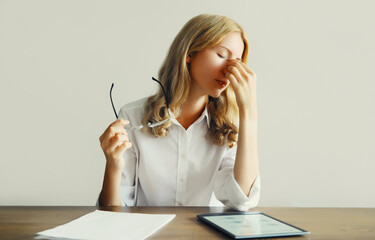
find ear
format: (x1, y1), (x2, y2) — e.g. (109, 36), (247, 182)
(186, 53), (191, 64)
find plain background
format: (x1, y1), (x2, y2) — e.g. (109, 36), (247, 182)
(0, 0), (374, 207)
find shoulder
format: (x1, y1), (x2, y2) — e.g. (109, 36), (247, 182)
(118, 97), (150, 122)
(120, 97), (149, 112)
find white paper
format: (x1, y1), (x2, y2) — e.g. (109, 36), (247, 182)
(35, 210), (175, 240)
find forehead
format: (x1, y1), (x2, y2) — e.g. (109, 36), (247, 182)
(216, 32), (244, 58)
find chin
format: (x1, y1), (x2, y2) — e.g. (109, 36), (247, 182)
(209, 90), (224, 98)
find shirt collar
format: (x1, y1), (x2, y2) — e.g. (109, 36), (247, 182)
(171, 105), (210, 128)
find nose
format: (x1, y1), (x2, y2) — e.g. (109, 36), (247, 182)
(222, 58), (238, 75)
(221, 59), (232, 78)
(221, 65), (227, 79)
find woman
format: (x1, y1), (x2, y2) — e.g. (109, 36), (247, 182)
(98, 14), (260, 211)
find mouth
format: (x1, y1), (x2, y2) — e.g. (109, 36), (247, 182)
(216, 79), (228, 88)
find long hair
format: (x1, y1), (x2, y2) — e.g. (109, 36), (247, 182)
(142, 14), (249, 148)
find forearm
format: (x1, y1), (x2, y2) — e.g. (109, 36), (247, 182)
(98, 165), (122, 206)
(233, 111), (259, 197)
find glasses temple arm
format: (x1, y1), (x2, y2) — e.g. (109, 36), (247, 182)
(110, 83), (119, 119)
(151, 77), (171, 119)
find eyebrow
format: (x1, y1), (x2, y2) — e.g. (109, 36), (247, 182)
(217, 46), (242, 61)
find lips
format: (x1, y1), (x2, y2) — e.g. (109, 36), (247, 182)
(216, 79), (228, 88)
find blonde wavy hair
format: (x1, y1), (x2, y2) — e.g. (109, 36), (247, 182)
(142, 14), (249, 148)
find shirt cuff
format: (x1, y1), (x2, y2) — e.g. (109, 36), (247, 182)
(224, 174), (261, 211)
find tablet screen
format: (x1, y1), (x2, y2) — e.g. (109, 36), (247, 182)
(198, 212), (310, 239)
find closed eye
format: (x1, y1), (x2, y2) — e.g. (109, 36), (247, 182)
(217, 53), (226, 58)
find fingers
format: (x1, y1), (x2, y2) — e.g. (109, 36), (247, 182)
(116, 141), (133, 152)
(231, 60), (255, 75)
(99, 118), (132, 155)
(100, 118), (128, 141)
(106, 133), (130, 153)
(226, 60), (256, 82)
(225, 60), (256, 89)
(226, 71), (240, 91)
(227, 64), (242, 83)
(110, 118), (129, 132)
(225, 62), (244, 91)
(224, 60), (258, 111)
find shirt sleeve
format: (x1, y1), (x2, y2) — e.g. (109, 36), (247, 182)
(213, 145), (261, 211)
(118, 107), (138, 206)
(95, 109), (138, 206)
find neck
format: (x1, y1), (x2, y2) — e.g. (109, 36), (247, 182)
(177, 89), (208, 130)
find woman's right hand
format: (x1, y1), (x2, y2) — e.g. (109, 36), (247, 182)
(99, 118), (132, 171)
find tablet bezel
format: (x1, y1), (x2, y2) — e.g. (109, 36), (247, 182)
(197, 212), (310, 239)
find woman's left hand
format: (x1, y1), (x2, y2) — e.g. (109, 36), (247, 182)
(225, 60), (257, 117)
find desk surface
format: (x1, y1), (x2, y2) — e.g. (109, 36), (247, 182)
(0, 206), (374, 239)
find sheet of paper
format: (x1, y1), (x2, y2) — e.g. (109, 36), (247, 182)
(35, 210), (175, 240)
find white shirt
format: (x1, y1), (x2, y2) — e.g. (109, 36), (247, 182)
(118, 98), (260, 211)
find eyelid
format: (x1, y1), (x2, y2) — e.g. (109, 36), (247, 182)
(217, 46), (242, 61)
(217, 53), (226, 58)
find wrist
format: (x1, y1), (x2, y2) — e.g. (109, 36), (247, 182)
(239, 110), (258, 132)
(238, 100), (257, 117)
(105, 162), (123, 176)
(239, 108), (257, 121)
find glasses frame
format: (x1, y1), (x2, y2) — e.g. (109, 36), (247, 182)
(110, 77), (172, 130)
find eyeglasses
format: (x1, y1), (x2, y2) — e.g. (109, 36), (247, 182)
(110, 77), (172, 130)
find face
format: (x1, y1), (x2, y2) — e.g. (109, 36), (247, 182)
(187, 32), (244, 98)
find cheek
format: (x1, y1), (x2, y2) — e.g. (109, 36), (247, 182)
(202, 56), (226, 76)
(190, 54), (226, 79)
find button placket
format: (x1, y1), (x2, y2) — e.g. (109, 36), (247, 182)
(175, 128), (189, 206)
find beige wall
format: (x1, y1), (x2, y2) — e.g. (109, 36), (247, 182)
(1, 0), (374, 207)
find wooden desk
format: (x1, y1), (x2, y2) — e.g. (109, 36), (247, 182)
(0, 206), (374, 239)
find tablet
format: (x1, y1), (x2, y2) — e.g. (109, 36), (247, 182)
(197, 212), (310, 239)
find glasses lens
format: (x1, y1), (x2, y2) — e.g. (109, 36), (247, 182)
(124, 121), (144, 131)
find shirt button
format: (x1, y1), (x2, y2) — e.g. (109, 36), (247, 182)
(179, 178), (184, 182)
